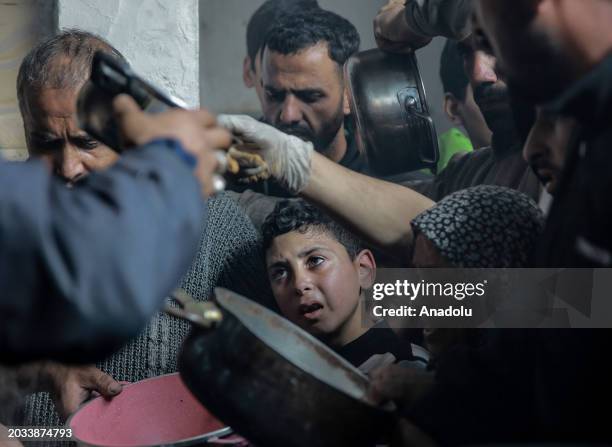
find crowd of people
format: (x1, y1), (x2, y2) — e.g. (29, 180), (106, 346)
(1, 0), (611, 445)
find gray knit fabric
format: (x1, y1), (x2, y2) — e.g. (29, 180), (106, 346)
(22, 193), (271, 435)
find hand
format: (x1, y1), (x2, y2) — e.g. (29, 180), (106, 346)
(43, 363), (122, 420)
(367, 364), (434, 407)
(374, 0), (432, 52)
(217, 114), (314, 194)
(113, 95), (232, 196)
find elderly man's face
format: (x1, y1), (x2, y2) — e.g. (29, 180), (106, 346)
(261, 43), (348, 160)
(473, 0), (577, 103)
(24, 87), (119, 185)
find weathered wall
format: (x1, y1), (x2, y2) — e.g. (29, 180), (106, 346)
(57, 0), (200, 107)
(0, 0), (56, 161)
(199, 0), (451, 134)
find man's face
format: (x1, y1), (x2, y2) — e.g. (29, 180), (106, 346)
(460, 41), (513, 137)
(266, 228), (372, 345)
(24, 87), (119, 184)
(474, 0), (577, 102)
(261, 43), (347, 158)
(523, 108), (575, 195)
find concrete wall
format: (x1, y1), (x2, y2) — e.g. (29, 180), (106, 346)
(0, 0), (56, 161)
(199, 0), (451, 134)
(57, 0), (200, 107)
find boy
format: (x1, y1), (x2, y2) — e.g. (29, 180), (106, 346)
(261, 200), (414, 367)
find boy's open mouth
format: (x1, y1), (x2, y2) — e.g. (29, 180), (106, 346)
(299, 302), (324, 319)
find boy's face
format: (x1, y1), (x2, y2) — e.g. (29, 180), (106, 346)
(266, 228), (375, 346)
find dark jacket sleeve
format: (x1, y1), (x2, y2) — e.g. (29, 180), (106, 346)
(0, 139), (206, 364)
(404, 0), (473, 40)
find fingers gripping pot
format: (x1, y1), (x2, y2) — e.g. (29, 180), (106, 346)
(167, 288), (393, 447)
(345, 49), (439, 176)
(76, 52), (262, 191)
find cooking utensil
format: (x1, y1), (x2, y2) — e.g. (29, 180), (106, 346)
(67, 373), (241, 447)
(345, 48), (439, 176)
(169, 288), (393, 447)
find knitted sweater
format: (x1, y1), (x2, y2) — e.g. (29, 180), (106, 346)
(23, 193), (271, 433)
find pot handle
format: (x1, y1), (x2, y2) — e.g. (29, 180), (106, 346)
(164, 289), (223, 329)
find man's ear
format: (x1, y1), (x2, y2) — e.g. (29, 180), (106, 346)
(443, 92), (464, 126)
(355, 249), (377, 290)
(343, 85), (352, 116)
(243, 56), (255, 89)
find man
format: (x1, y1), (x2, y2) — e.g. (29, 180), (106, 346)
(243, 0), (320, 106)
(474, 0), (612, 268)
(437, 39), (491, 171)
(16, 30), (268, 423)
(405, 37), (540, 202)
(2, 85), (228, 362)
(230, 8), (367, 227)
(259, 9), (362, 169)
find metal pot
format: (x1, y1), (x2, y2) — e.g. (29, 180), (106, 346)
(168, 288), (393, 447)
(345, 49), (439, 176)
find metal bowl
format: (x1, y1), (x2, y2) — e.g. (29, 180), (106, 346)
(345, 49), (439, 176)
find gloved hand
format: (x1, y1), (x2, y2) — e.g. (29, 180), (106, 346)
(217, 114), (314, 194)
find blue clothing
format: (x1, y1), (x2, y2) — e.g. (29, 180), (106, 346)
(0, 139), (205, 364)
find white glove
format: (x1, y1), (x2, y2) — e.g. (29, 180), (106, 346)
(217, 114), (314, 194)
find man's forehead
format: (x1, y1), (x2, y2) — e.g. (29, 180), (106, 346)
(262, 43), (340, 88)
(26, 87), (79, 120)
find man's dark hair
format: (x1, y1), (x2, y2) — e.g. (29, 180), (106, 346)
(264, 8), (360, 69)
(246, 0), (320, 70)
(440, 39), (469, 102)
(262, 200), (363, 260)
(17, 29), (126, 117)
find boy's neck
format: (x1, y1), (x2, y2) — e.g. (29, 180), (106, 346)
(326, 298), (373, 348)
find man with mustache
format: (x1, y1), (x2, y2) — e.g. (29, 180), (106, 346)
(406, 34), (540, 202)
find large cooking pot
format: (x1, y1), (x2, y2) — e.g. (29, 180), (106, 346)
(168, 288), (393, 447)
(345, 49), (439, 176)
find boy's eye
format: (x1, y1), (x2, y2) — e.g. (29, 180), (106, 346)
(307, 256), (325, 267)
(270, 268), (288, 282)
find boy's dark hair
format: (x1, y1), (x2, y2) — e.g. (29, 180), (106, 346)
(264, 8), (360, 70)
(246, 0), (320, 70)
(262, 200), (363, 259)
(440, 39), (469, 102)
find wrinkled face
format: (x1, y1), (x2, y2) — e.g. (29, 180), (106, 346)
(473, 0), (576, 102)
(266, 229), (370, 345)
(24, 87), (119, 185)
(261, 43), (347, 157)
(523, 108), (575, 195)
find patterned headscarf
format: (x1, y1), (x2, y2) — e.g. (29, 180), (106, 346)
(411, 185), (545, 268)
